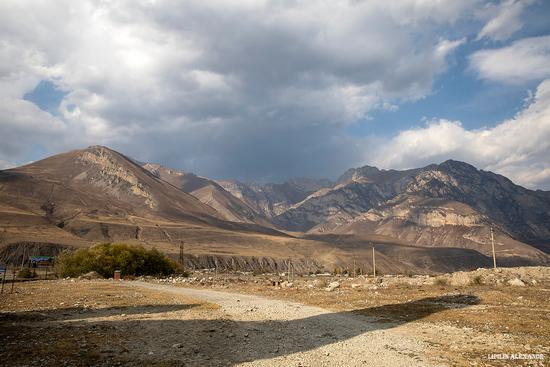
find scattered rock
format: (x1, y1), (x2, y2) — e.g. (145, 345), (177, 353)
(325, 281), (340, 292)
(78, 271), (103, 280)
(508, 278), (525, 287)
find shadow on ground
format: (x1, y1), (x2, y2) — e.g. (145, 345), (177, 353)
(0, 303), (200, 322)
(0, 294), (479, 366)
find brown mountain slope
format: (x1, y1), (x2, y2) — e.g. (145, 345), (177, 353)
(322, 195), (549, 265)
(0, 146), (319, 270)
(269, 161), (550, 265)
(276, 161), (550, 251)
(0, 146), (221, 225)
(1, 147), (547, 272)
(142, 163), (270, 225)
(404, 160), (550, 252)
(0, 146), (290, 247)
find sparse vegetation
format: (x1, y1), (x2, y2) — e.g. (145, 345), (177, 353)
(433, 277), (448, 286)
(315, 279), (327, 288)
(470, 275), (483, 285)
(55, 243), (177, 278)
(252, 267), (270, 276)
(17, 268), (36, 278)
(179, 270), (191, 278)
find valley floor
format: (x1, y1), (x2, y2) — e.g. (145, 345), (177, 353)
(1, 269), (549, 366)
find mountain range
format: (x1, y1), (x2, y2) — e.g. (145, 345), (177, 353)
(1, 145), (549, 273)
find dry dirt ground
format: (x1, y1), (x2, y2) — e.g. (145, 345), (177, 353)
(0, 269), (548, 367)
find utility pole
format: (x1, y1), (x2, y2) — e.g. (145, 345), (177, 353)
(490, 227), (497, 270)
(372, 245), (376, 277)
(287, 259), (292, 282)
(20, 245), (26, 270)
(179, 241), (185, 271)
(11, 266), (16, 293)
(1, 266), (6, 293)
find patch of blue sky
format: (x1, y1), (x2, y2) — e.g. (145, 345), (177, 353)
(23, 80), (67, 116)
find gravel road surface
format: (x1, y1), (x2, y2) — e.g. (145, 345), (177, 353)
(128, 281), (438, 367)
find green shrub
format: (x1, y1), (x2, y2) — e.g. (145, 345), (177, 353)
(56, 243), (177, 278)
(18, 268), (36, 278)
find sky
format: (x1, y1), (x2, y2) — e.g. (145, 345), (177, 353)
(1, 0), (550, 189)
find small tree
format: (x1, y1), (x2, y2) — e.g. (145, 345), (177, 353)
(56, 243), (177, 278)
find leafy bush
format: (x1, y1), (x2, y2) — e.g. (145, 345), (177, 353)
(56, 243), (177, 278)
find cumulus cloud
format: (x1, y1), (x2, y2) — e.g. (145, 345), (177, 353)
(470, 35), (550, 84)
(370, 78), (550, 189)
(0, 0), (475, 181)
(476, 0), (535, 42)
(0, 98), (66, 162)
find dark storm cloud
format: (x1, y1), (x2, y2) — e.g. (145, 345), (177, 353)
(119, 116), (364, 182)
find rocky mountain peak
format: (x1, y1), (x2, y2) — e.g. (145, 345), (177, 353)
(75, 146), (156, 209)
(286, 177), (333, 192)
(337, 165), (380, 184)
(439, 159), (477, 170)
(142, 163), (188, 179)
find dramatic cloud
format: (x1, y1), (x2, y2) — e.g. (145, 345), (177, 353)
(1, 0), (549, 189)
(0, 0), (474, 180)
(371, 78), (550, 189)
(470, 35), (550, 84)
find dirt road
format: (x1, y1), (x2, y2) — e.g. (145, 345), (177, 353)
(4, 277), (547, 366)
(127, 281), (437, 366)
